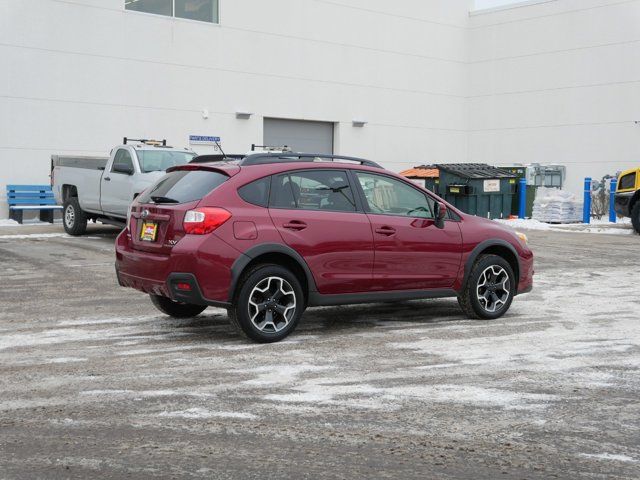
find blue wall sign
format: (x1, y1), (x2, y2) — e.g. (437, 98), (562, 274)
(189, 135), (221, 145)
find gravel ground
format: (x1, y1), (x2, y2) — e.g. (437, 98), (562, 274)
(0, 223), (638, 479)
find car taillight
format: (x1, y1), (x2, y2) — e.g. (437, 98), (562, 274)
(183, 207), (231, 235)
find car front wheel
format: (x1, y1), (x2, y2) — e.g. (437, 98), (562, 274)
(228, 264), (304, 343)
(458, 254), (515, 320)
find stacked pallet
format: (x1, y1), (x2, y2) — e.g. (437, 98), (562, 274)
(532, 187), (583, 223)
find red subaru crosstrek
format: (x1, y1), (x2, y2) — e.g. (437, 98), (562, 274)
(115, 153), (533, 343)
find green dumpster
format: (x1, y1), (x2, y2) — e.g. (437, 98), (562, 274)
(501, 166), (536, 218)
(436, 164), (518, 219)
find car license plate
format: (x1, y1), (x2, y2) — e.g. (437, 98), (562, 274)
(140, 222), (158, 242)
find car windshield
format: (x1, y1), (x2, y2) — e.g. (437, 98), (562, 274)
(137, 150), (196, 173)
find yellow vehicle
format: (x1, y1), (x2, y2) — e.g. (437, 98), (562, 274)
(614, 167), (640, 233)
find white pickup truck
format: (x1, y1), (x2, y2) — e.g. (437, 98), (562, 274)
(51, 139), (196, 235)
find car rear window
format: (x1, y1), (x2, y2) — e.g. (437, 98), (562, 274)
(138, 170), (227, 204)
(619, 172), (636, 191)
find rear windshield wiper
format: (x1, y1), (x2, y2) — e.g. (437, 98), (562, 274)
(150, 196), (180, 204)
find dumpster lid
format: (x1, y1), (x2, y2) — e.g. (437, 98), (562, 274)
(399, 165), (439, 179)
(436, 163), (517, 179)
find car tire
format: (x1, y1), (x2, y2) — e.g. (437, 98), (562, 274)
(63, 197), (88, 236)
(229, 264), (304, 343)
(150, 294), (207, 318)
(458, 254), (515, 320)
(631, 201), (640, 234)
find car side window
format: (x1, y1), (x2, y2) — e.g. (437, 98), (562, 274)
(355, 172), (434, 218)
(270, 170), (356, 212)
(112, 149), (134, 174)
(238, 176), (270, 207)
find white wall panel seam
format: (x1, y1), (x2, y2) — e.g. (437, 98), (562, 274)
(469, 0), (640, 29)
(469, 38), (640, 64)
(37, 0), (467, 65)
(470, 120), (633, 132)
(0, 43), (467, 99)
(468, 79), (640, 99)
(309, 0), (468, 29)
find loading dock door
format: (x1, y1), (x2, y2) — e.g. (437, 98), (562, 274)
(263, 118), (334, 154)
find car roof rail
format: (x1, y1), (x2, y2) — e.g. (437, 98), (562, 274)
(240, 153), (382, 169)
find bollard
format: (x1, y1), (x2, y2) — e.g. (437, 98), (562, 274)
(518, 178), (527, 219)
(609, 178), (617, 223)
(583, 177), (592, 224)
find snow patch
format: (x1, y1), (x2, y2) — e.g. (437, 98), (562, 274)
(382, 384), (558, 410)
(239, 364), (334, 386)
(0, 219), (20, 227)
(0, 233), (70, 240)
(496, 218), (634, 235)
(159, 407), (256, 420)
(47, 357), (87, 364)
(581, 453), (638, 463)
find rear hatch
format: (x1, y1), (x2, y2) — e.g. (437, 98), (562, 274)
(130, 166), (234, 254)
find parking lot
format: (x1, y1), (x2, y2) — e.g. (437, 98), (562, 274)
(0, 224), (639, 479)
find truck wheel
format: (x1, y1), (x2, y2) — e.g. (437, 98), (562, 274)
(228, 264), (304, 343)
(458, 254), (515, 320)
(150, 294), (207, 318)
(63, 197), (87, 236)
(631, 202), (640, 234)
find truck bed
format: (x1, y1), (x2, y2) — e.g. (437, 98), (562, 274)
(51, 155), (109, 171)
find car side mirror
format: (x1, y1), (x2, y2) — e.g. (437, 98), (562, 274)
(435, 201), (446, 229)
(113, 163), (134, 175)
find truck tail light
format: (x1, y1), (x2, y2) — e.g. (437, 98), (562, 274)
(183, 207), (231, 235)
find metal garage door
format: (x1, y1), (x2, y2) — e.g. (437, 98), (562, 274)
(263, 118), (334, 154)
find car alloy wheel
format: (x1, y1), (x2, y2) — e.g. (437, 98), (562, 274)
(248, 276), (297, 333)
(476, 265), (511, 313)
(64, 204), (76, 229)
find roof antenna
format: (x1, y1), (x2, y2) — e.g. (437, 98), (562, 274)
(214, 139), (228, 160)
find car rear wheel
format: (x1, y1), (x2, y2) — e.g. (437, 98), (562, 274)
(228, 264), (304, 343)
(150, 294), (207, 318)
(63, 197), (87, 236)
(631, 201), (640, 234)
(458, 254), (515, 320)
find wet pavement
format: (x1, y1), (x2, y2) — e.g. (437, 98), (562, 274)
(0, 223), (638, 479)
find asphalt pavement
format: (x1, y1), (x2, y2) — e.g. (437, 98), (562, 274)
(0, 222), (638, 479)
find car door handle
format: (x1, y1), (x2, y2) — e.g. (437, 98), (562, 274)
(375, 226), (396, 236)
(283, 221), (307, 231)
(104, 177), (111, 181)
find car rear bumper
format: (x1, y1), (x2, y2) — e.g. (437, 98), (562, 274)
(115, 229), (237, 306)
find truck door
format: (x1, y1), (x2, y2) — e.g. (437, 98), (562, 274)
(100, 148), (137, 216)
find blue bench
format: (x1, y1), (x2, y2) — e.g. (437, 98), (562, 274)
(6, 185), (63, 224)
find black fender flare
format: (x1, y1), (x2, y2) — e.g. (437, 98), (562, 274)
(462, 239), (521, 288)
(228, 243), (318, 302)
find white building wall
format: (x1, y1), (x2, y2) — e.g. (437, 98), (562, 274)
(0, 0), (473, 218)
(468, 0), (640, 194)
(2, 0), (638, 219)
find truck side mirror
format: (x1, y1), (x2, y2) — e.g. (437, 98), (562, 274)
(434, 201), (447, 229)
(113, 163), (134, 175)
